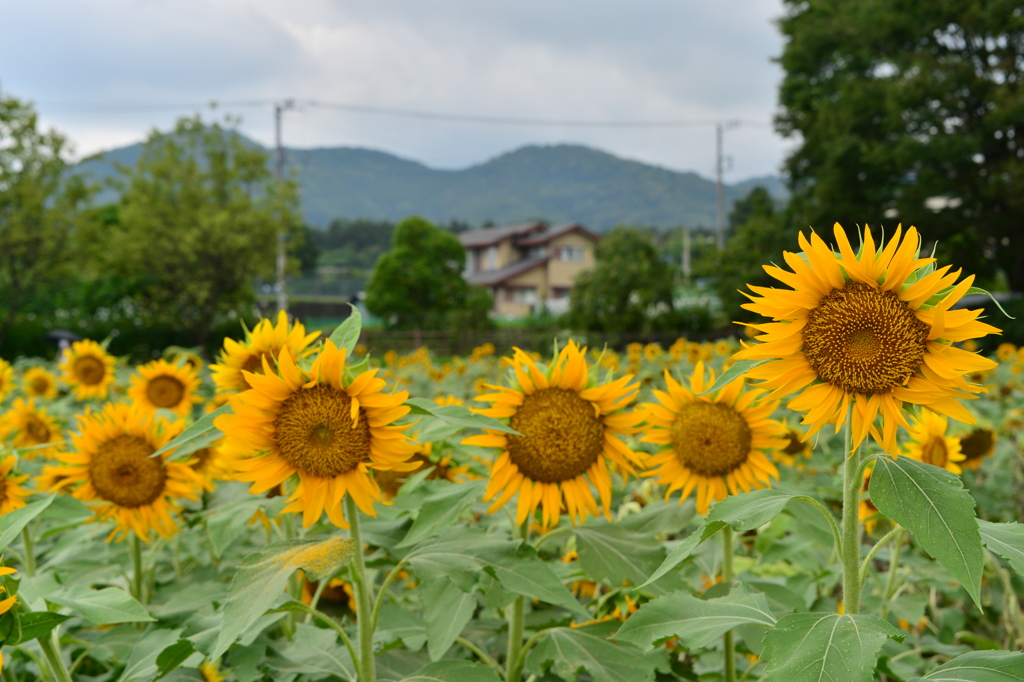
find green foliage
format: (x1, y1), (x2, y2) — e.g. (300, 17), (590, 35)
(526, 625), (659, 682)
(315, 218), (395, 269)
(776, 0), (1024, 289)
(365, 216), (493, 330)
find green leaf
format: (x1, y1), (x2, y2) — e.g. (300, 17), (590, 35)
(760, 613), (903, 682)
(405, 397), (521, 436)
(0, 495), (54, 552)
(328, 304), (362, 353)
(49, 586), (154, 625)
(153, 404), (231, 460)
(870, 455), (984, 606)
(965, 287), (1015, 320)
(375, 603), (427, 651)
(272, 622), (356, 681)
(422, 579), (477, 661)
(205, 495), (281, 559)
(694, 358), (772, 396)
(615, 584), (777, 651)
(403, 660), (503, 682)
(398, 480), (487, 548)
(155, 640), (196, 680)
(117, 628), (183, 682)
(978, 519), (1024, 579)
(640, 489), (799, 588)
(475, 543), (588, 617)
(526, 626), (657, 682)
(573, 524), (667, 588)
(212, 536), (356, 659)
(13, 611), (70, 644)
(909, 650), (1024, 681)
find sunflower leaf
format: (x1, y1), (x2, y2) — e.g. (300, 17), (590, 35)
(0, 495), (54, 553)
(12, 612), (70, 644)
(525, 626), (658, 682)
(328, 304), (362, 354)
(966, 287), (1015, 319)
(422, 578), (477, 661)
(760, 613), (902, 682)
(398, 480), (487, 548)
(694, 358), (772, 396)
(49, 586), (155, 625)
(908, 650), (1024, 681)
(404, 398), (521, 436)
(978, 519), (1024, 579)
(152, 404), (232, 461)
(403, 660), (503, 682)
(573, 524), (668, 590)
(869, 455), (984, 607)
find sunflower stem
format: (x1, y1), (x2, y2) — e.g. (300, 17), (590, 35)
(722, 525), (736, 682)
(130, 532), (146, 605)
(38, 630), (72, 682)
(840, 411), (862, 615)
(506, 520), (529, 682)
(345, 495), (376, 682)
(879, 527), (906, 620)
(20, 526), (36, 578)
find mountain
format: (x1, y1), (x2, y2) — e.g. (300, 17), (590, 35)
(77, 141), (787, 230)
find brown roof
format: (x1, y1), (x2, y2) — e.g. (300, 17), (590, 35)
(466, 256), (548, 287)
(516, 222), (601, 246)
(459, 221), (547, 248)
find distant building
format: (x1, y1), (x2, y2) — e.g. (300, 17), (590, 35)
(460, 221), (600, 317)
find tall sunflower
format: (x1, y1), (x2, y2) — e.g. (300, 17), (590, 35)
(21, 366), (58, 400)
(376, 440), (472, 499)
(210, 311), (320, 395)
(187, 440), (236, 493)
(773, 420), (812, 468)
(464, 342), (644, 529)
(735, 225), (1000, 452)
(128, 359), (202, 417)
(0, 457), (30, 515)
(0, 565), (17, 674)
(640, 362), (785, 515)
(958, 427), (996, 470)
(0, 398), (61, 457)
(903, 410), (965, 475)
(0, 360), (12, 402)
(215, 340), (420, 529)
(59, 340), (117, 400)
(45, 402), (200, 541)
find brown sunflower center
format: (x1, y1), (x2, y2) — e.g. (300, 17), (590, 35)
(190, 447), (213, 471)
(240, 351), (276, 388)
(274, 385), (370, 478)
(89, 435), (167, 508)
(506, 388), (604, 483)
(782, 430), (805, 456)
(74, 356), (106, 386)
(24, 415), (51, 443)
(959, 428), (994, 461)
(146, 375), (185, 408)
(919, 437), (949, 468)
(0, 477), (8, 506)
(803, 282), (930, 395)
(31, 378), (50, 395)
(670, 401), (752, 477)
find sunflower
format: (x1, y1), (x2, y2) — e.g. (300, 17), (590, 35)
(210, 311), (320, 395)
(215, 339), (420, 529)
(735, 224), (1000, 453)
(996, 343), (1017, 362)
(465, 342), (644, 529)
(859, 465), (880, 534)
(45, 402), (200, 541)
(59, 340), (117, 400)
(376, 441), (472, 498)
(958, 427), (996, 470)
(21, 366), (58, 400)
(0, 398), (61, 457)
(903, 410), (965, 475)
(0, 360), (12, 401)
(773, 420), (812, 468)
(0, 565), (17, 674)
(0, 457), (30, 515)
(187, 441), (236, 493)
(640, 362), (785, 515)
(128, 359), (202, 417)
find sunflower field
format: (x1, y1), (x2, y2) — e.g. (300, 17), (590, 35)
(0, 225), (1022, 682)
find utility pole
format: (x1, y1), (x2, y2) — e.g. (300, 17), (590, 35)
(274, 99), (296, 314)
(682, 227), (691, 284)
(715, 120), (741, 251)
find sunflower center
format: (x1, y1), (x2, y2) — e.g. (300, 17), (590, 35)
(959, 428), (994, 461)
(670, 402), (752, 477)
(274, 385), (370, 478)
(146, 375), (185, 408)
(31, 378), (50, 395)
(240, 352), (275, 388)
(24, 416), (51, 443)
(919, 437), (949, 468)
(782, 430), (805, 456)
(74, 356), (106, 386)
(190, 447), (213, 471)
(0, 478), (7, 506)
(89, 435), (167, 508)
(803, 282), (930, 395)
(506, 388), (604, 483)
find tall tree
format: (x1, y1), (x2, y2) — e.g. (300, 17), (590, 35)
(101, 115), (298, 346)
(0, 95), (90, 349)
(777, 0), (1024, 288)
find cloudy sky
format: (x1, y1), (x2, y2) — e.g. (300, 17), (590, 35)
(1, 0), (792, 180)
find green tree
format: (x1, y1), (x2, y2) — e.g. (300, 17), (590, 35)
(777, 0), (1024, 289)
(567, 226), (683, 333)
(0, 94), (90, 349)
(97, 115), (298, 346)
(365, 216), (492, 330)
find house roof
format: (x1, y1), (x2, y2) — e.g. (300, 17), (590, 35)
(465, 256), (549, 287)
(459, 221), (547, 248)
(516, 222), (601, 246)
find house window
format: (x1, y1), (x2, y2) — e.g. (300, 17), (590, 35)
(509, 287), (537, 304)
(485, 245), (498, 270)
(551, 287), (570, 299)
(560, 246), (585, 262)
(528, 245), (547, 259)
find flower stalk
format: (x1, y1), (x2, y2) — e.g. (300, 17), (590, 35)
(722, 525), (736, 682)
(346, 495), (376, 682)
(130, 531), (146, 604)
(840, 408), (862, 614)
(506, 520), (529, 682)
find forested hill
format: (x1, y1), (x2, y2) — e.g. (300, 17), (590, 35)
(78, 141), (786, 230)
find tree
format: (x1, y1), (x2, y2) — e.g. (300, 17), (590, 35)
(98, 115), (298, 346)
(567, 227), (684, 333)
(365, 216), (492, 329)
(0, 95), (90, 349)
(777, 0), (1024, 289)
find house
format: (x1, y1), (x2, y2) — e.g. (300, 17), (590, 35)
(460, 221), (600, 317)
